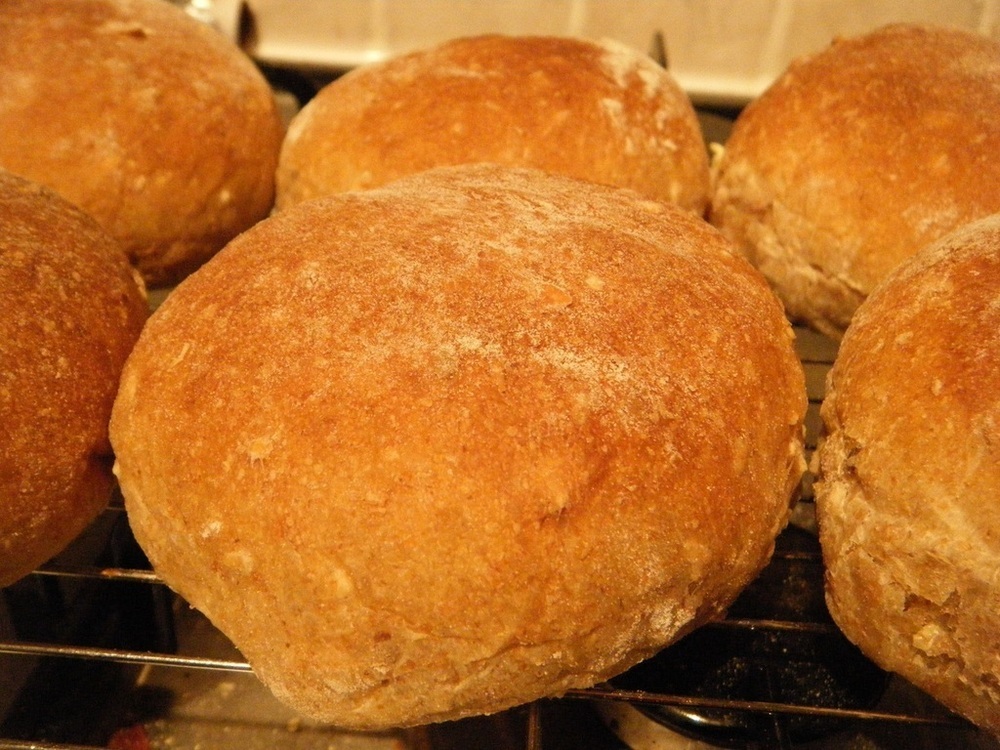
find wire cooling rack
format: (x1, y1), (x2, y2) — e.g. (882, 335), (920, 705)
(0, 328), (991, 750)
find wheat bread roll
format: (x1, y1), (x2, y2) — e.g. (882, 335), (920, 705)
(275, 34), (710, 214)
(0, 170), (147, 587)
(111, 164), (806, 729)
(815, 214), (1000, 734)
(710, 23), (1000, 338)
(0, 0), (285, 287)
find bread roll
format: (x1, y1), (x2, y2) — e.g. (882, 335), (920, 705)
(815, 214), (1000, 733)
(710, 23), (1000, 338)
(0, 0), (285, 287)
(0, 170), (147, 587)
(111, 164), (805, 729)
(275, 35), (710, 213)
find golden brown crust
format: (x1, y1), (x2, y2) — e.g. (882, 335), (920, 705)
(0, 0), (285, 287)
(816, 214), (1000, 734)
(710, 23), (1000, 337)
(0, 170), (147, 587)
(276, 35), (709, 213)
(111, 164), (805, 730)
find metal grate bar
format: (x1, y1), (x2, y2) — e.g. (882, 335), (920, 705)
(0, 640), (250, 673)
(31, 564), (163, 584)
(567, 686), (970, 728)
(0, 637), (970, 732)
(0, 742), (108, 750)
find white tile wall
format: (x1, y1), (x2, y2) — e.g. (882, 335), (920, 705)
(240, 0), (1000, 105)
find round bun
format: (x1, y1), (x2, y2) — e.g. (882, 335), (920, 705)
(710, 23), (1000, 338)
(815, 213), (1000, 734)
(275, 35), (710, 214)
(0, 169), (147, 587)
(0, 0), (285, 287)
(111, 164), (805, 729)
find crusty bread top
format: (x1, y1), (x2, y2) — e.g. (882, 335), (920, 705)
(710, 23), (1000, 337)
(821, 213), (1000, 533)
(816, 213), (1000, 733)
(276, 34), (710, 213)
(0, 0), (285, 287)
(111, 165), (805, 729)
(0, 169), (147, 586)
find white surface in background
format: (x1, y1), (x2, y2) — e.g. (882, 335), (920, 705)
(237, 0), (1000, 105)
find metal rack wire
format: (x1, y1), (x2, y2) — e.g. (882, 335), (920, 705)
(0, 328), (991, 750)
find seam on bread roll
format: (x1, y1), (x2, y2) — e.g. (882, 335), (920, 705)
(713, 162), (867, 336)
